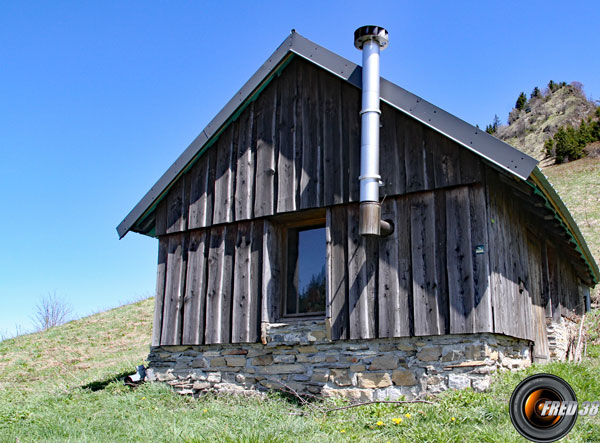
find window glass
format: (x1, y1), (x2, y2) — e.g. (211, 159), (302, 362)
(286, 226), (326, 315)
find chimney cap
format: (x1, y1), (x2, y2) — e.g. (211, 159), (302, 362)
(354, 25), (389, 50)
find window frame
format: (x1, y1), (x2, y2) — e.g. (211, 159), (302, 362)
(279, 212), (327, 320)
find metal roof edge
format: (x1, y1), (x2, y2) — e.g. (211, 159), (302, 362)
(116, 32), (297, 238)
(287, 33), (538, 180)
(530, 167), (599, 285)
(117, 31), (540, 238)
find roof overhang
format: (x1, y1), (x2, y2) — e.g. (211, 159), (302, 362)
(116, 31), (598, 285)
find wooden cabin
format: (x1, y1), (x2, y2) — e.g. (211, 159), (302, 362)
(118, 31), (598, 398)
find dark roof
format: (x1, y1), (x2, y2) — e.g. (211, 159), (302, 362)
(116, 31), (598, 284)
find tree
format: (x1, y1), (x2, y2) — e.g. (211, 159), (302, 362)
(485, 114), (501, 134)
(515, 92), (527, 110)
(531, 86), (541, 99)
(33, 292), (72, 331)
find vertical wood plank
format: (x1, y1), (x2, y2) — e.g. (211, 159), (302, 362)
(188, 153), (211, 229)
(299, 61), (321, 209)
(155, 198), (167, 237)
(404, 116), (426, 193)
(182, 230), (208, 345)
(469, 185), (493, 332)
(249, 219), (263, 342)
(253, 81), (277, 218)
(321, 71), (344, 206)
(342, 83), (361, 202)
(410, 191), (442, 336)
(378, 198), (412, 337)
(152, 238), (168, 346)
(433, 133), (461, 189)
(540, 242), (552, 318)
(347, 204), (375, 339)
(327, 206), (349, 340)
(161, 233), (187, 345)
(261, 220), (281, 329)
(277, 62), (297, 214)
(546, 244), (561, 322)
(205, 226), (233, 344)
(396, 195), (413, 336)
(235, 102), (255, 221)
(379, 103), (402, 197)
(213, 127), (236, 225)
(527, 235), (550, 359)
(446, 187), (475, 334)
(434, 189), (449, 334)
(232, 222), (252, 343)
(485, 170), (507, 335)
(166, 178), (186, 234)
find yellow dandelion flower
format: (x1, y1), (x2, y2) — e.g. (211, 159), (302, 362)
(141, 397), (146, 400)
(392, 417), (403, 424)
(451, 417), (456, 422)
(405, 413), (411, 419)
(340, 429), (346, 433)
(203, 408), (208, 413)
(376, 420), (384, 426)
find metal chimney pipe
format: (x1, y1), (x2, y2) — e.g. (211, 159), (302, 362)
(354, 26), (392, 237)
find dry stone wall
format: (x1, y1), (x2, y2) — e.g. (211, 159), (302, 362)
(146, 320), (532, 400)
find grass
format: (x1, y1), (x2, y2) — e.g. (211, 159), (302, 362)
(1, 297), (600, 442)
(542, 156), (600, 268)
(0, 155), (598, 442)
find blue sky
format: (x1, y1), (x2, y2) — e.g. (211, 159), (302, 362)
(1, 1), (599, 336)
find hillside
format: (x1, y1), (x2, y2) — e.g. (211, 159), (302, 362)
(1, 270), (600, 440)
(543, 156), (600, 270)
(495, 83), (597, 160)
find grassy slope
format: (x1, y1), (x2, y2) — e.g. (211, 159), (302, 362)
(0, 159), (598, 442)
(542, 156), (600, 268)
(1, 306), (600, 441)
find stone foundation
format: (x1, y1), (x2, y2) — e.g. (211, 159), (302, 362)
(146, 326), (532, 400)
(546, 316), (579, 360)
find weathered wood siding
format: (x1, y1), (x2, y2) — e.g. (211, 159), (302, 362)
(326, 186), (494, 341)
(153, 56), (483, 235)
(150, 55), (584, 348)
(485, 166), (584, 350)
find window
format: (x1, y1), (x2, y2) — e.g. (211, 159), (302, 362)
(284, 223), (327, 317)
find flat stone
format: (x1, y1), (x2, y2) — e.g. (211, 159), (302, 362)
(225, 357), (246, 366)
(350, 364), (366, 372)
(308, 330), (327, 340)
(178, 389), (194, 395)
(311, 372), (329, 383)
(369, 354), (399, 370)
(223, 349), (248, 356)
(325, 355), (337, 363)
(472, 377), (491, 392)
(330, 369), (352, 387)
(448, 374), (471, 390)
(192, 381), (210, 390)
(357, 372), (392, 389)
(273, 354), (295, 363)
(235, 374), (246, 383)
(417, 346), (442, 361)
(397, 343), (416, 352)
(297, 345), (317, 353)
(443, 360), (487, 369)
(322, 387), (373, 403)
(373, 386), (405, 401)
(191, 358), (208, 368)
(210, 357), (226, 367)
(392, 369), (417, 386)
(296, 354), (310, 363)
(257, 364), (305, 375)
(252, 355), (273, 366)
(441, 350), (463, 362)
(207, 373), (221, 383)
